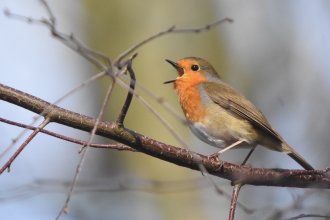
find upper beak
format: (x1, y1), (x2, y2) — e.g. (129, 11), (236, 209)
(165, 59), (180, 69)
(164, 59), (184, 84)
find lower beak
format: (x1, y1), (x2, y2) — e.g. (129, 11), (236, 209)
(163, 79), (176, 84)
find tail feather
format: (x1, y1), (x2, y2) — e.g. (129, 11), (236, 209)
(282, 142), (314, 170)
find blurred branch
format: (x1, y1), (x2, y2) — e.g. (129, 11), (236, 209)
(266, 189), (330, 220)
(1, 83), (330, 188)
(0, 177), (211, 202)
(285, 214), (330, 220)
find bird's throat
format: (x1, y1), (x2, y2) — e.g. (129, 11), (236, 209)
(174, 76), (207, 123)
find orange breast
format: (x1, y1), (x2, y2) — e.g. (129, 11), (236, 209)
(174, 72), (207, 123)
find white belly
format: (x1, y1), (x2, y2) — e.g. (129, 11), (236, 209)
(188, 121), (254, 150)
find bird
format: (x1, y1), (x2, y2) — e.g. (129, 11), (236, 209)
(164, 57), (314, 170)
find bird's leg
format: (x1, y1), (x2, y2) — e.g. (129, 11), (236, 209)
(241, 146), (257, 166)
(210, 140), (244, 158)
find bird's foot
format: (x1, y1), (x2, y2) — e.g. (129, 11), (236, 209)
(240, 163), (253, 171)
(208, 152), (223, 171)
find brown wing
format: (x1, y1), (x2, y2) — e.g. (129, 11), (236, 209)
(202, 81), (280, 139)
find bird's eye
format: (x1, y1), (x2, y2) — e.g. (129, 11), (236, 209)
(191, 65), (199, 71)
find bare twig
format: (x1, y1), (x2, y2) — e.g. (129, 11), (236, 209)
(0, 117), (136, 151)
(0, 117), (51, 174)
(116, 54), (137, 125)
(113, 17), (233, 67)
(39, 0), (55, 24)
(56, 79), (116, 219)
(229, 182), (243, 220)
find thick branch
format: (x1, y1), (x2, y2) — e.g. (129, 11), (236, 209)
(1, 83), (330, 188)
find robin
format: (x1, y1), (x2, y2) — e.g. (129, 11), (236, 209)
(164, 57), (314, 170)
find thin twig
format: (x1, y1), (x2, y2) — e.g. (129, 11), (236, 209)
(0, 117), (51, 174)
(113, 17), (233, 66)
(39, 0), (55, 25)
(56, 78), (116, 219)
(229, 182), (243, 220)
(69, 35), (111, 66)
(116, 54), (137, 125)
(0, 117), (136, 151)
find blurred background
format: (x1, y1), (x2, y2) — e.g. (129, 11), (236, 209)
(1, 0), (330, 219)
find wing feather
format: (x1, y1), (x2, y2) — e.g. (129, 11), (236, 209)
(202, 82), (279, 139)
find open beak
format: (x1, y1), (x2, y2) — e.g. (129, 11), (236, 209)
(164, 59), (183, 84)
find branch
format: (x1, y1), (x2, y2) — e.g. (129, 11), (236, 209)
(229, 183), (243, 220)
(1, 83), (330, 188)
